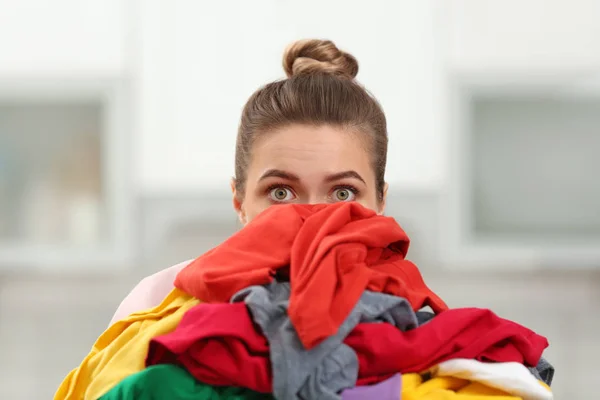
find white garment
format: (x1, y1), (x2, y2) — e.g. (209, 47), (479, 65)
(430, 358), (553, 400)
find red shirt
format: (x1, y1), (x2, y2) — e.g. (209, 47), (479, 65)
(147, 302), (271, 393)
(174, 202), (447, 349)
(345, 306), (549, 384)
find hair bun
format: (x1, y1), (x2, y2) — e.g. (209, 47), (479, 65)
(283, 39), (359, 79)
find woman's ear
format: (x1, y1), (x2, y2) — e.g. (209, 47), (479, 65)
(378, 182), (389, 215)
(230, 178), (247, 224)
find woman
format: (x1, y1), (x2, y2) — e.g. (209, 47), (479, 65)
(111, 38), (390, 325)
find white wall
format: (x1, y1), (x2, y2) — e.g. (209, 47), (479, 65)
(134, 0), (445, 194)
(440, 0), (600, 73)
(0, 0), (127, 76)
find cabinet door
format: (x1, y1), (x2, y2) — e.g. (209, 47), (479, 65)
(471, 96), (600, 239)
(0, 101), (105, 244)
(443, 79), (600, 270)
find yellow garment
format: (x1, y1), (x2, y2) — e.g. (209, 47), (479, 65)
(401, 374), (522, 399)
(54, 288), (200, 400)
(459, 382), (522, 396)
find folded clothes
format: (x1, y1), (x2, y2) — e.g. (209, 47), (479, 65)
(99, 364), (273, 400)
(174, 202), (447, 349)
(147, 302), (548, 393)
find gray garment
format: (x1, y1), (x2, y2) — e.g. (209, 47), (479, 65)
(529, 357), (555, 386)
(416, 310), (555, 386)
(232, 282), (419, 400)
(416, 310), (435, 325)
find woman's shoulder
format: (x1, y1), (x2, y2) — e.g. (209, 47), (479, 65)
(108, 259), (193, 325)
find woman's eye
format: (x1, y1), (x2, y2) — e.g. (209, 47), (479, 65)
(269, 187), (295, 202)
(332, 188), (356, 202)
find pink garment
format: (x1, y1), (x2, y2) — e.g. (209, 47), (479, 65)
(109, 260), (192, 325)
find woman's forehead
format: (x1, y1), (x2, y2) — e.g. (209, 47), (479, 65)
(249, 125), (372, 176)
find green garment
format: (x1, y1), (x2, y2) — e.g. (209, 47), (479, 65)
(98, 364), (274, 400)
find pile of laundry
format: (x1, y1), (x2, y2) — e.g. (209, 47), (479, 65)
(55, 202), (554, 400)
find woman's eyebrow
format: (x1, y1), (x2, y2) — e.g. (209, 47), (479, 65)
(324, 170), (366, 184)
(258, 169), (300, 182)
(258, 169), (366, 184)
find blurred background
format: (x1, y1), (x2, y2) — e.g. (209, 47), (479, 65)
(0, 0), (599, 398)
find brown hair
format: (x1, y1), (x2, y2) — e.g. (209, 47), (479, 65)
(234, 39), (388, 201)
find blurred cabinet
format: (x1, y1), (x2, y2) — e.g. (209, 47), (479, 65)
(0, 0), (131, 271)
(439, 0), (600, 270)
(0, 102), (104, 243)
(471, 96), (600, 240)
(0, 80), (133, 271)
(442, 75), (600, 271)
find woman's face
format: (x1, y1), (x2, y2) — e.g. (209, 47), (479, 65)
(232, 124), (387, 225)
